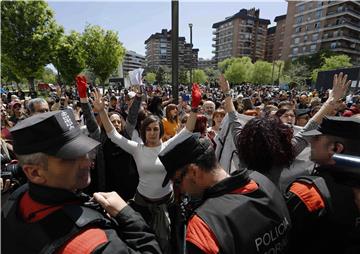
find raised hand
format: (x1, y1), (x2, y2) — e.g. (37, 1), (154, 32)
(219, 74), (230, 93)
(91, 89), (106, 112)
(76, 75), (87, 98)
(93, 192), (128, 217)
(329, 72), (351, 102)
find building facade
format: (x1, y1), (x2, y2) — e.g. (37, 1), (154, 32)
(198, 58), (214, 69)
(283, 1), (360, 64)
(272, 15), (287, 61)
(265, 26), (276, 62)
(144, 29), (198, 70)
(212, 8), (270, 64)
(122, 50), (145, 75)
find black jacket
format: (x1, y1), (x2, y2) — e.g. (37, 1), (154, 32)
(2, 183), (161, 254)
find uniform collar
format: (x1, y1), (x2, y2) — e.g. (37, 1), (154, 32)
(203, 169), (250, 199)
(28, 182), (89, 205)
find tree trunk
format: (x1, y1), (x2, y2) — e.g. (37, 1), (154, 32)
(28, 77), (35, 92)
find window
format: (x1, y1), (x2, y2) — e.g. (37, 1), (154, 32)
(312, 33), (319, 41)
(160, 49), (167, 54)
(314, 22), (320, 29)
(297, 4), (305, 13)
(333, 30), (339, 37)
(296, 15), (304, 24)
(330, 42), (337, 49)
(310, 44), (317, 52)
(294, 37), (300, 44)
(305, 25), (310, 31)
(303, 46), (307, 52)
(316, 10), (322, 19)
(295, 27), (302, 33)
(304, 35), (308, 42)
(292, 47), (299, 54)
(317, 1), (324, 7)
(160, 43), (167, 48)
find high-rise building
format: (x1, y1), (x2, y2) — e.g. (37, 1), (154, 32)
(198, 58), (215, 69)
(273, 15), (287, 61)
(122, 50), (145, 75)
(283, 1), (360, 64)
(265, 26), (276, 62)
(144, 29), (199, 70)
(212, 8), (270, 64)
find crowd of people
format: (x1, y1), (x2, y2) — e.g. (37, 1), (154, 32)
(1, 71), (360, 254)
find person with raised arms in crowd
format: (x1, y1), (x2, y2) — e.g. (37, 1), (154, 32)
(92, 84), (202, 253)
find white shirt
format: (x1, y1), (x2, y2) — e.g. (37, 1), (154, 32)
(107, 127), (192, 199)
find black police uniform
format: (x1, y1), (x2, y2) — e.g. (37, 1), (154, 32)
(187, 171), (291, 254)
(2, 183), (161, 254)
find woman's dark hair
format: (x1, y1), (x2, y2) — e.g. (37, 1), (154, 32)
(194, 115), (208, 136)
(165, 104), (178, 123)
(140, 115), (164, 144)
(148, 96), (164, 119)
(136, 109), (150, 133)
(242, 97), (254, 111)
(237, 116), (295, 173)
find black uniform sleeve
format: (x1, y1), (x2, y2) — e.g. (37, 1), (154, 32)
(92, 206), (162, 254)
(81, 101), (101, 141)
(186, 241), (208, 254)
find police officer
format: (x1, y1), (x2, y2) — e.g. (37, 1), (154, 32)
(286, 116), (360, 254)
(158, 134), (291, 254)
(1, 109), (161, 254)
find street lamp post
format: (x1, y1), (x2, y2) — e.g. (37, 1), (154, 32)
(171, 0), (179, 104)
(189, 23), (193, 85)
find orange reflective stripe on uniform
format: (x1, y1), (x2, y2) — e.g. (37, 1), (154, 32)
(57, 228), (108, 254)
(289, 182), (325, 212)
(230, 180), (258, 194)
(186, 215), (219, 254)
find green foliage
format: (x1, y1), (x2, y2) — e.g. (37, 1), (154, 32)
(204, 68), (221, 85)
(1, 0), (63, 90)
(311, 55), (352, 82)
(53, 31), (86, 86)
(295, 48), (336, 71)
(179, 69), (189, 85)
(82, 25), (125, 85)
(224, 57), (254, 84)
(41, 67), (57, 84)
(155, 66), (165, 85)
(192, 69), (208, 84)
(218, 57), (238, 73)
(251, 61), (272, 84)
(282, 62), (311, 87)
(145, 72), (156, 84)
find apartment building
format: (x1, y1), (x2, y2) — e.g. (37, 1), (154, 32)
(265, 26), (276, 62)
(198, 58), (215, 69)
(122, 50), (145, 75)
(144, 29), (198, 70)
(283, 1), (360, 64)
(212, 8), (270, 64)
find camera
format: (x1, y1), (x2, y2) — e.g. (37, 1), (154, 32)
(1, 162), (26, 192)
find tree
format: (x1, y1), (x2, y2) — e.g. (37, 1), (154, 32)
(282, 62), (311, 87)
(251, 61), (272, 84)
(155, 66), (165, 86)
(1, 0), (63, 91)
(179, 69), (189, 85)
(192, 69), (208, 84)
(41, 67), (57, 84)
(82, 25), (125, 88)
(224, 57), (254, 84)
(53, 31), (87, 86)
(145, 72), (156, 85)
(204, 68), (221, 86)
(218, 57), (237, 73)
(311, 54), (352, 82)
